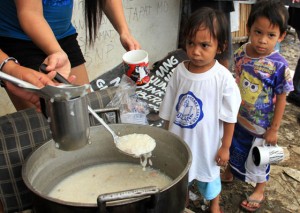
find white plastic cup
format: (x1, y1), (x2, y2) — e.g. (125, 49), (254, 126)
(252, 142), (284, 166)
(122, 50), (150, 86)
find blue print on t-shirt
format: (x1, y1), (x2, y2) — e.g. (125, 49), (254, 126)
(174, 91), (204, 129)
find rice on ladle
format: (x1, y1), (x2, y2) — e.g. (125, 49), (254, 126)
(116, 133), (156, 157)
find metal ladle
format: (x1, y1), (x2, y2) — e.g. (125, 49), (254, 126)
(0, 71), (89, 100)
(88, 106), (155, 158)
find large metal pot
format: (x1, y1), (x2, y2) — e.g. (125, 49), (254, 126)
(22, 124), (192, 213)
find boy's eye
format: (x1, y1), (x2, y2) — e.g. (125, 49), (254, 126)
(269, 33), (276, 38)
(254, 30), (261, 35)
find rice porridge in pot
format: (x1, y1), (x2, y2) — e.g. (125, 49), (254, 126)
(48, 162), (172, 204)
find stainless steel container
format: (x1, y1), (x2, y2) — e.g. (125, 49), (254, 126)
(46, 96), (90, 151)
(22, 124), (192, 213)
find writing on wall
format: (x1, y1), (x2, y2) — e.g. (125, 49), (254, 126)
(72, 0), (181, 81)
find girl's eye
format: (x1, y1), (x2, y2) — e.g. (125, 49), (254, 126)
(201, 43), (209, 48)
(186, 41), (194, 46)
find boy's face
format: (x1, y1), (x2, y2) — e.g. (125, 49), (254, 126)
(247, 16), (286, 57)
(185, 27), (219, 73)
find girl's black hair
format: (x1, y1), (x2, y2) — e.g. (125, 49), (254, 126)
(247, 0), (289, 36)
(84, 0), (106, 46)
(181, 7), (229, 57)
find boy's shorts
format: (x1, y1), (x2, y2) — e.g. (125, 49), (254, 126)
(192, 177), (221, 201)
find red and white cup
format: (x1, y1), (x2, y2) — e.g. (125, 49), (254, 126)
(122, 50), (150, 86)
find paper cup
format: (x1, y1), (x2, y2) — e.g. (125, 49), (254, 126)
(252, 143), (284, 166)
(122, 50), (150, 86)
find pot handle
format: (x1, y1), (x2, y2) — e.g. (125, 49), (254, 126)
(97, 186), (159, 213)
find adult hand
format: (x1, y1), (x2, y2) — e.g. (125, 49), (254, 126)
(120, 32), (141, 51)
(4, 69), (57, 112)
(42, 50), (72, 80)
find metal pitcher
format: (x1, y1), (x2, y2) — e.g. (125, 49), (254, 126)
(46, 95), (90, 151)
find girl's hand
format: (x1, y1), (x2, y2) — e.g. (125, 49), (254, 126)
(215, 146), (230, 167)
(263, 128), (278, 145)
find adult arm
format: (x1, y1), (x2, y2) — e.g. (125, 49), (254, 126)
(0, 49), (56, 111)
(14, 0), (70, 79)
(103, 0), (140, 50)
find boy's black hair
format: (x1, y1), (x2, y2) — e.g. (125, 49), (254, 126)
(181, 7), (229, 57)
(247, 0), (289, 36)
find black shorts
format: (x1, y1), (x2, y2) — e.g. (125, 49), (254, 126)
(0, 33), (85, 70)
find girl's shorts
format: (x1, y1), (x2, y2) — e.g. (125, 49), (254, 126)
(0, 33), (85, 70)
(191, 177), (221, 201)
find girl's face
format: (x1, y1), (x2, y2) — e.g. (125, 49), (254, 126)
(247, 16), (286, 57)
(185, 27), (219, 73)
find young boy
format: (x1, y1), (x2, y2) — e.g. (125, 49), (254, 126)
(221, 1), (294, 212)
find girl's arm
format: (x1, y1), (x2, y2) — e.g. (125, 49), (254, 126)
(103, 0), (140, 50)
(14, 0), (70, 78)
(264, 93), (287, 145)
(216, 122), (235, 166)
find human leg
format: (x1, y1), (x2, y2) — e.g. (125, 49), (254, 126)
(196, 177), (222, 213)
(220, 164), (233, 183)
(210, 194), (222, 213)
(5, 90), (35, 110)
(240, 182), (266, 211)
(70, 64), (90, 85)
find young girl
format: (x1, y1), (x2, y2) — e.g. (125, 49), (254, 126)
(159, 8), (241, 213)
(221, 0), (294, 212)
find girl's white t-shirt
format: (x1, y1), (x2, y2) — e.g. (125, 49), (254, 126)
(159, 61), (241, 182)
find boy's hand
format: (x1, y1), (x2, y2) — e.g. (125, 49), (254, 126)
(263, 128), (278, 145)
